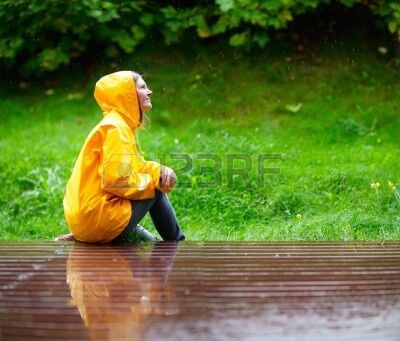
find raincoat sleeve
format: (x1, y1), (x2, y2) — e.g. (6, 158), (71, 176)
(139, 159), (163, 183)
(99, 127), (161, 200)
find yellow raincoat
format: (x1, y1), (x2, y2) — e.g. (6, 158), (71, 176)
(63, 71), (161, 243)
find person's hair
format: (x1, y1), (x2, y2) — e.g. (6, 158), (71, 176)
(132, 71), (150, 129)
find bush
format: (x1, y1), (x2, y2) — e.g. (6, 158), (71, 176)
(1, 0), (399, 76)
(0, 0), (153, 76)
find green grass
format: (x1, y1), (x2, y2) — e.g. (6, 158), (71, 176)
(0, 38), (399, 241)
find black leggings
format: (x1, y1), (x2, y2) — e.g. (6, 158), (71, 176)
(118, 190), (185, 241)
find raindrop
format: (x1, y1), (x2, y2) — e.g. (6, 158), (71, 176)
(17, 273), (31, 281)
(32, 264), (43, 270)
(140, 295), (150, 303)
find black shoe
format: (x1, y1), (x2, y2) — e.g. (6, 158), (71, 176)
(176, 229), (186, 241)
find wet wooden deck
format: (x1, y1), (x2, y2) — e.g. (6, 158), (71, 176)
(0, 241), (399, 340)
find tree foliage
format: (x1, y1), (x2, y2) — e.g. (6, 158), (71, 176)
(0, 0), (399, 76)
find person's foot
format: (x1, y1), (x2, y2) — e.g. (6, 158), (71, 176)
(176, 229), (186, 241)
(133, 225), (157, 242)
(54, 232), (74, 241)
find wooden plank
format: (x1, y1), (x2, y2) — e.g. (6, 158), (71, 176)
(0, 241), (399, 340)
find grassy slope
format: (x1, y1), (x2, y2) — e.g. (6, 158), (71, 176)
(0, 38), (399, 241)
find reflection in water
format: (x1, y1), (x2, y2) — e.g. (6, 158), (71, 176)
(2, 242), (400, 340)
(66, 242), (178, 340)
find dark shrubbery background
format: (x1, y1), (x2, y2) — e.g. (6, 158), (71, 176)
(1, 0), (399, 77)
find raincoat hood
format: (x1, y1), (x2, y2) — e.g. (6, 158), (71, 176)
(94, 71), (141, 130)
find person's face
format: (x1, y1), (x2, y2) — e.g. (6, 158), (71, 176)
(135, 76), (152, 112)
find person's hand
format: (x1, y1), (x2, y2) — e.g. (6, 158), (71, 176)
(159, 165), (176, 193)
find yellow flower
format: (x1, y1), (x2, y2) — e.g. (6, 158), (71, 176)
(371, 182), (380, 189)
(388, 180), (395, 190)
(295, 213), (302, 220)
